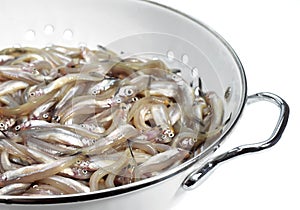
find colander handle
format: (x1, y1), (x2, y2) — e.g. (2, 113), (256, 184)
(182, 92), (289, 190)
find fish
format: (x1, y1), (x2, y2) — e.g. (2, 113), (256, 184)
(0, 45), (224, 196)
(0, 154), (83, 187)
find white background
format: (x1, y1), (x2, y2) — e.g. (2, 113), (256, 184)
(150, 1), (299, 210)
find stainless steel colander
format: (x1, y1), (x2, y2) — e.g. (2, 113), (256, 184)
(0, 0), (289, 210)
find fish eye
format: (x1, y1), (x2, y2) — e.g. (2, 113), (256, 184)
(76, 160), (81, 164)
(42, 113), (49, 119)
(92, 90), (99, 95)
(132, 97), (139, 102)
(15, 125), (21, 131)
(168, 133), (174, 138)
(0, 123), (4, 128)
(116, 98), (122, 103)
(29, 92), (35, 97)
(82, 169), (88, 175)
(125, 88), (134, 96)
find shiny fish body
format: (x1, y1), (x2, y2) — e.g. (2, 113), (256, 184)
(0, 45), (224, 196)
(0, 155), (82, 187)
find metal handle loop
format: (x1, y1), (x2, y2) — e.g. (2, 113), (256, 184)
(182, 92), (289, 190)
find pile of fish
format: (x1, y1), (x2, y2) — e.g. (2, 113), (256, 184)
(0, 45), (223, 196)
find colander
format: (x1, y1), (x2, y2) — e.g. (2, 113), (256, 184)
(0, 0), (289, 210)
